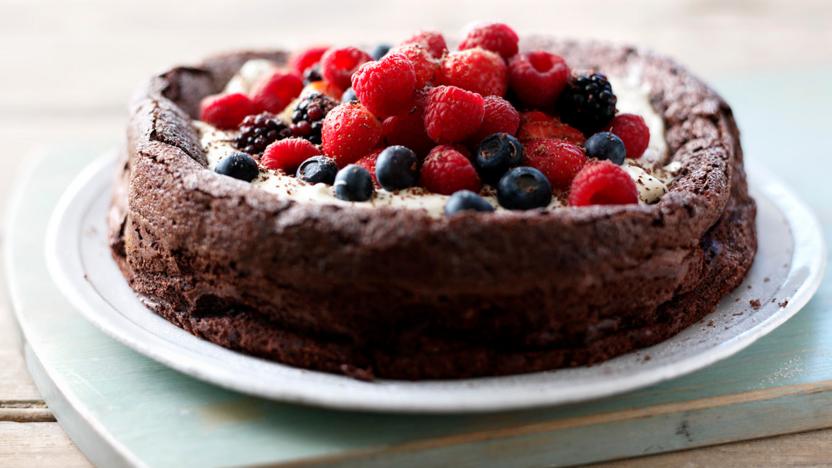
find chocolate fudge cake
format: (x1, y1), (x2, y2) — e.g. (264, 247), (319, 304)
(110, 23), (756, 380)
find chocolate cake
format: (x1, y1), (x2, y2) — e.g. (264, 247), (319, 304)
(110, 31), (756, 380)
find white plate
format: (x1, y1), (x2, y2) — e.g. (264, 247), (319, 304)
(45, 153), (826, 413)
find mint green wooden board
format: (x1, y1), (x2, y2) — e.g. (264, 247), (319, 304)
(6, 74), (832, 467)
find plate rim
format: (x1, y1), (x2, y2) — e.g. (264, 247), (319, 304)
(44, 152), (827, 413)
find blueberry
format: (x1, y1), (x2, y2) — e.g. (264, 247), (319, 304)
(371, 43), (392, 60)
(214, 152), (258, 182)
(333, 165), (375, 202)
(497, 167), (552, 210)
(296, 156), (338, 185)
(585, 131), (626, 165)
(341, 87), (358, 104)
(444, 190), (495, 216)
(375, 145), (419, 191)
(475, 133), (524, 184)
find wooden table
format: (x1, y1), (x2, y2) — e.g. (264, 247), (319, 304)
(1, 1), (830, 465)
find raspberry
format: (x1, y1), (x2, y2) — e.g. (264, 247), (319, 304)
(290, 92), (338, 144)
(351, 53), (417, 118)
(236, 112), (292, 154)
(390, 44), (439, 88)
(400, 31), (448, 59)
(438, 48), (508, 97)
(558, 73), (618, 134)
(250, 71), (304, 114)
(524, 139), (588, 190)
(517, 112), (584, 145)
(382, 107), (434, 156)
(261, 138), (321, 172)
(355, 148), (383, 186)
(321, 103), (383, 166)
(459, 22), (519, 59)
(611, 113), (650, 158)
(508, 51), (570, 108)
(423, 85), (485, 143)
(420, 145), (481, 195)
(289, 45), (330, 75)
(471, 96), (520, 143)
(199, 93), (257, 130)
(568, 161), (638, 206)
(320, 46), (371, 90)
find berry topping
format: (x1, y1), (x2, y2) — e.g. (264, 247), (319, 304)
(250, 71), (304, 114)
(508, 51), (570, 108)
(303, 66), (323, 84)
(497, 167), (553, 210)
(296, 155), (338, 185)
(215, 152), (259, 182)
(444, 190), (495, 216)
(516, 111), (585, 145)
(341, 87), (358, 103)
(375, 145), (419, 190)
(585, 131), (626, 165)
(199, 93), (257, 130)
(236, 112), (292, 154)
(471, 96), (520, 143)
(320, 46), (372, 90)
(459, 22), (519, 59)
(611, 113), (650, 158)
(289, 45), (330, 75)
(438, 48), (508, 97)
(290, 92), (338, 144)
(423, 85), (485, 143)
(390, 44), (439, 88)
(321, 103), (383, 166)
(421, 145), (481, 195)
(304, 80), (343, 101)
(400, 31), (448, 59)
(474, 132), (524, 184)
(351, 53), (417, 118)
(382, 98), (433, 156)
(355, 148), (382, 186)
(261, 138), (321, 172)
(334, 164), (375, 202)
(558, 73), (617, 134)
(568, 161), (638, 206)
(370, 43), (392, 60)
(523, 139), (587, 190)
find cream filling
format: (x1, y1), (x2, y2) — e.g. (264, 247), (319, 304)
(199, 61), (677, 217)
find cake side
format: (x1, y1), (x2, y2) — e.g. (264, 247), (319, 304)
(110, 37), (756, 379)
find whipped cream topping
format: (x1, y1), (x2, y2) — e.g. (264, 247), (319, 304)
(197, 60), (677, 217)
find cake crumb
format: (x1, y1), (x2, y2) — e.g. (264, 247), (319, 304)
(778, 299), (790, 308)
(707, 320), (715, 327)
(764, 277), (770, 283)
(643, 354), (651, 362)
(749, 299), (762, 310)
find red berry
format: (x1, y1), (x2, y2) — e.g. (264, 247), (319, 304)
(569, 161), (638, 206)
(382, 107), (434, 156)
(390, 44), (439, 88)
(459, 22), (519, 59)
(471, 96), (520, 143)
(400, 31), (448, 59)
(524, 139), (587, 190)
(261, 138), (321, 172)
(355, 148), (383, 186)
(423, 86), (485, 144)
(288, 45), (330, 75)
(321, 103), (383, 166)
(199, 93), (257, 130)
(611, 113), (650, 158)
(517, 112), (584, 145)
(320, 46), (371, 90)
(420, 145), (481, 195)
(438, 48), (508, 97)
(352, 53), (417, 118)
(250, 71), (304, 114)
(508, 51), (570, 108)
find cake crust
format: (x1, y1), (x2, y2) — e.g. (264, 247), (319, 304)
(110, 39), (756, 380)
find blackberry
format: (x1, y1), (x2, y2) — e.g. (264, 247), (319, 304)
(303, 65), (323, 84)
(558, 73), (617, 134)
(235, 112), (291, 154)
(290, 92), (338, 144)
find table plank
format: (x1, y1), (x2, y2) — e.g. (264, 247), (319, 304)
(0, 422), (90, 468)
